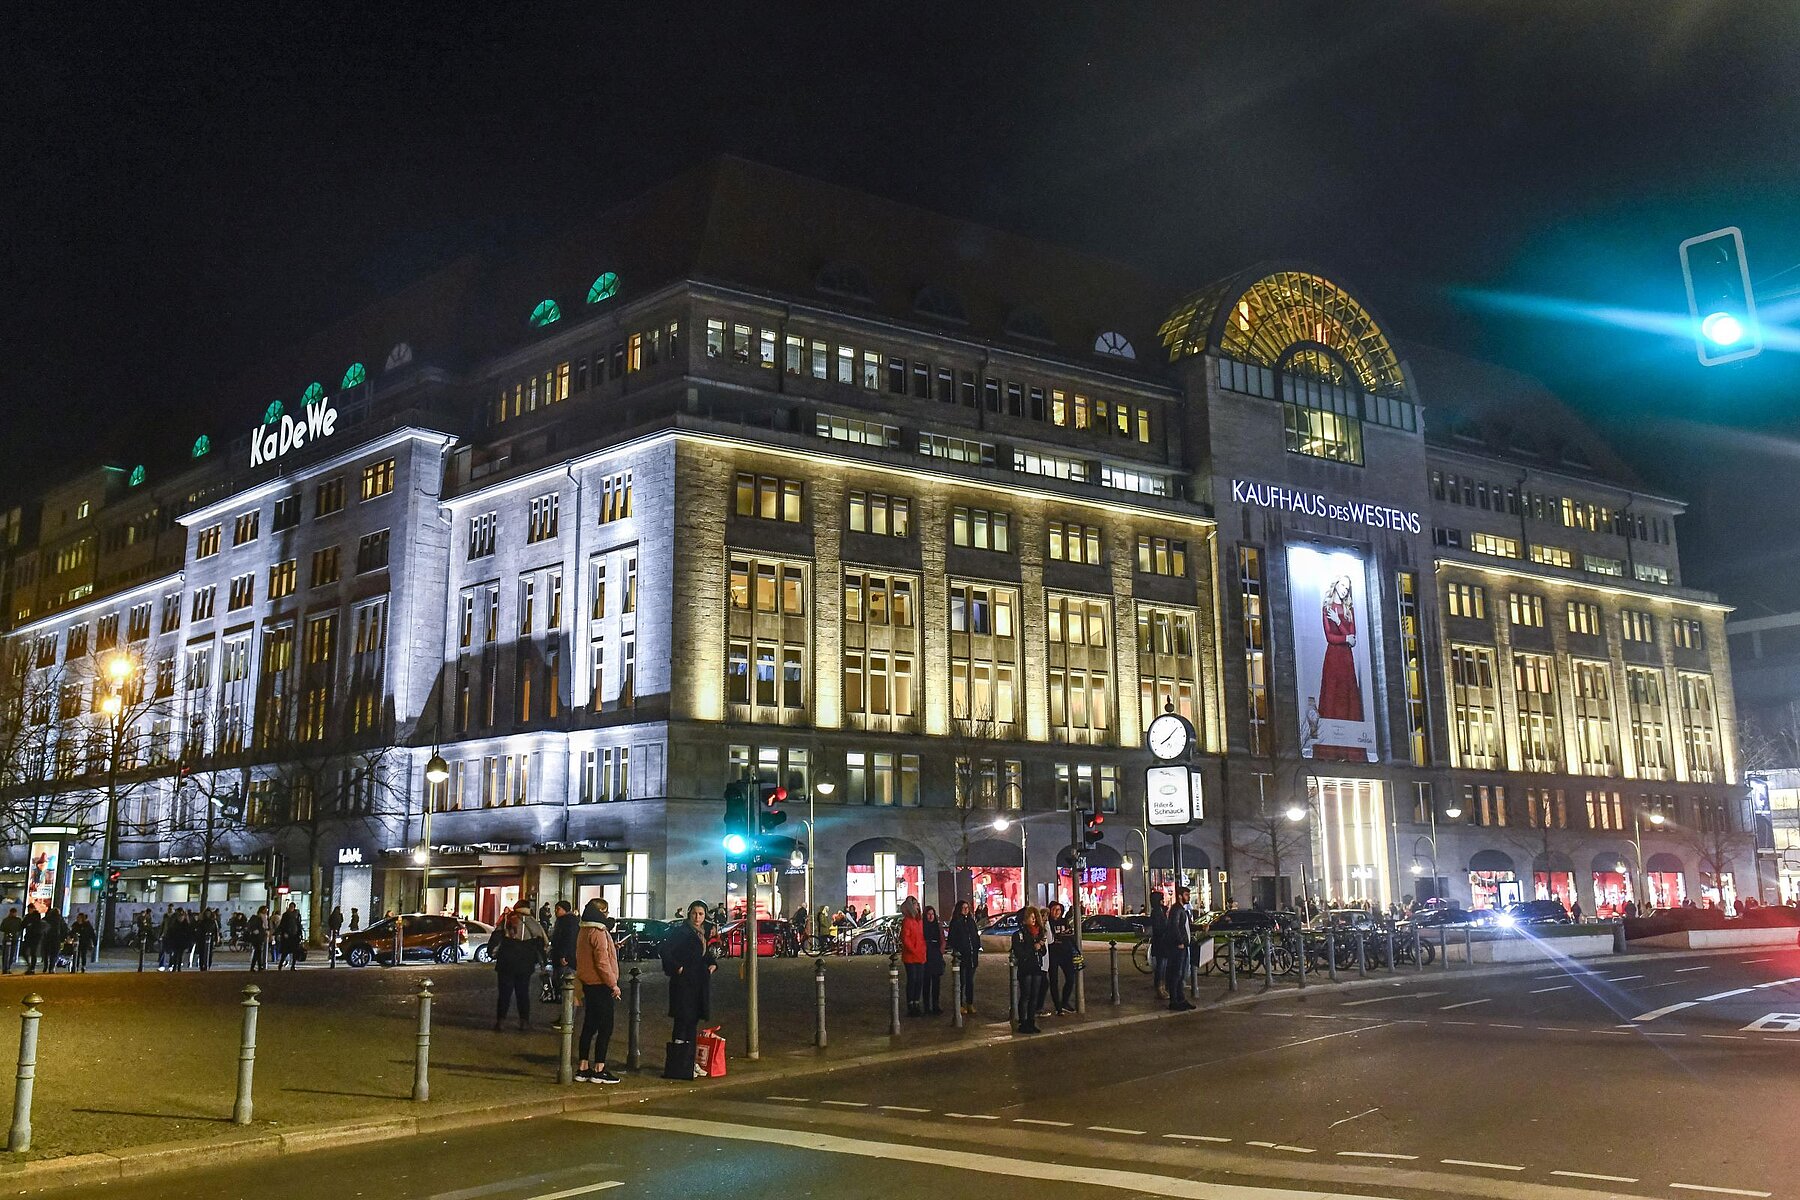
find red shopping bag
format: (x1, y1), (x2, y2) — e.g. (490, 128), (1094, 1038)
(695, 1026), (728, 1078)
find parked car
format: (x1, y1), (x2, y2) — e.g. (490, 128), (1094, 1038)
(1311, 908), (1377, 931)
(978, 910), (1021, 952)
(1203, 908), (1285, 934)
(845, 914), (903, 955)
(338, 914), (469, 967)
(612, 918), (675, 961)
(713, 918), (799, 958)
(1500, 899), (1573, 927)
(1082, 914), (1148, 936)
(461, 919), (495, 962)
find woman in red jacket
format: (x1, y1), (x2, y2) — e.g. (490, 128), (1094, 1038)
(899, 896), (927, 1017)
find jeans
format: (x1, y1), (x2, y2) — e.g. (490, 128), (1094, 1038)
(959, 955), (978, 1006)
(496, 972), (532, 1023)
(1165, 946), (1189, 1005)
(1018, 972), (1047, 1027)
(923, 969), (941, 1013)
(250, 940), (265, 971)
(1049, 947), (1077, 1011)
(904, 962), (925, 1011)
(579, 989), (616, 1066)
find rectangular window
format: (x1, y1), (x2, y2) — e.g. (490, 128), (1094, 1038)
(1013, 449), (1090, 483)
(228, 573), (254, 611)
(196, 525), (222, 559)
(468, 512), (497, 559)
(597, 472), (632, 524)
(1513, 653), (1561, 772)
(1047, 521), (1103, 566)
(918, 433), (996, 466)
(359, 458), (396, 501)
(527, 493), (560, 543)
(355, 529), (391, 574)
(951, 506), (1011, 552)
(1566, 601), (1602, 636)
(1397, 571), (1430, 766)
(1446, 582), (1486, 619)
(1635, 562), (1671, 585)
(815, 414), (901, 447)
(1672, 618), (1704, 650)
(1471, 784), (1509, 828)
(1056, 763), (1121, 815)
(1239, 546), (1269, 756)
(127, 603), (152, 641)
(1621, 610), (1654, 644)
(847, 490), (911, 537)
(273, 496), (300, 531)
(316, 477), (345, 518)
(1626, 667), (1671, 781)
(1584, 554), (1624, 578)
(1046, 595), (1113, 744)
(311, 545), (341, 588)
(1508, 592), (1545, 628)
(191, 586), (216, 622)
(1585, 789), (1625, 832)
(1137, 604), (1199, 733)
(1678, 674), (1720, 783)
(948, 581), (1019, 725)
(232, 511), (260, 546)
(1283, 403), (1363, 465)
(1136, 535), (1188, 577)
(1449, 645), (1502, 768)
(1100, 466), (1169, 496)
(734, 473), (803, 523)
(1530, 544), (1573, 569)
(1572, 660), (1620, 776)
(269, 559), (297, 600)
(1468, 531), (1520, 559)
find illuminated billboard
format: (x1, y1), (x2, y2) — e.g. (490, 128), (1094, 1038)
(1286, 543), (1378, 763)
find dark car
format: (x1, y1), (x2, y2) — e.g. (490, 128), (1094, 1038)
(1407, 905), (1499, 929)
(1501, 899), (1573, 927)
(844, 914), (903, 956)
(1082, 914), (1148, 936)
(1203, 909), (1283, 933)
(337, 914), (468, 967)
(611, 918), (675, 961)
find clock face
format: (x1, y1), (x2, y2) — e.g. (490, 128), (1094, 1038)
(1148, 713), (1191, 760)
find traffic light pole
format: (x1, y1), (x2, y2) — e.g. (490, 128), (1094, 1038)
(746, 865), (760, 1060)
(1069, 798), (1086, 1014)
(197, 792), (216, 960)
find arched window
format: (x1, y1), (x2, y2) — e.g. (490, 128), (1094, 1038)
(264, 401), (284, 425)
(1093, 331), (1137, 360)
(528, 299), (562, 328)
(341, 362), (367, 390)
(192, 435), (211, 459)
(128, 465), (145, 487)
(385, 342), (414, 371)
(301, 382), (323, 406)
(586, 273), (619, 304)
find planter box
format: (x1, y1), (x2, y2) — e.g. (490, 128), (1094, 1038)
(1636, 928), (1800, 950)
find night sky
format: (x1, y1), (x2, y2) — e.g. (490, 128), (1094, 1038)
(7, 5), (1800, 604)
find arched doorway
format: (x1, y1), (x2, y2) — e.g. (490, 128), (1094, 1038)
(1590, 850), (1634, 918)
(845, 838), (926, 920)
(1148, 844), (1213, 911)
(1644, 852), (1688, 910)
(1468, 849), (1518, 910)
(1055, 844), (1125, 915)
(1531, 851), (1576, 908)
(958, 837), (1023, 917)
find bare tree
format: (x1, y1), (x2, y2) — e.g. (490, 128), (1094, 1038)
(1739, 707), (1800, 775)
(1673, 809), (1754, 911)
(1227, 763), (1312, 910)
(937, 717), (1022, 904)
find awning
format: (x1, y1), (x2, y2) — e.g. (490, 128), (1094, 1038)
(959, 838), (1023, 869)
(1645, 852), (1685, 874)
(1469, 850), (1515, 873)
(1056, 843), (1123, 870)
(845, 837), (926, 867)
(1149, 844), (1213, 872)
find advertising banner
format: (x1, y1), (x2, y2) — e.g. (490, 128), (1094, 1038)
(1286, 544), (1379, 763)
(27, 840), (61, 908)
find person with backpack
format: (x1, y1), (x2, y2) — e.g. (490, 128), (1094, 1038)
(574, 899), (621, 1083)
(488, 907), (544, 1030)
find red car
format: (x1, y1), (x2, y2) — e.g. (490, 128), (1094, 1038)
(712, 919), (799, 958)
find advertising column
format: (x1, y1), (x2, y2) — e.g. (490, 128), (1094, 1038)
(26, 825), (78, 915)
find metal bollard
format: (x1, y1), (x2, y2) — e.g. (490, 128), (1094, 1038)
(1226, 936), (1237, 992)
(1413, 925), (1424, 973)
(1108, 942), (1120, 1006)
(234, 984), (260, 1125)
(1296, 931), (1307, 989)
(888, 955), (901, 1036)
(1009, 956), (1019, 1024)
(1261, 929), (1274, 989)
(1463, 922), (1473, 967)
(1612, 921), (1626, 954)
(1356, 931), (1367, 977)
(950, 953), (963, 1029)
(626, 967), (642, 1071)
(413, 979), (433, 1102)
(557, 972), (576, 1084)
(815, 957), (829, 1046)
(6, 994), (42, 1152)
(328, 932), (336, 970)
(1188, 941), (1198, 994)
(1385, 925), (1396, 972)
(1326, 926), (1339, 982)
(136, 935), (145, 974)
(1439, 923), (1449, 970)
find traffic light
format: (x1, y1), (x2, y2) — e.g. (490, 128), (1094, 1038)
(176, 760), (192, 789)
(758, 785), (789, 838)
(87, 869), (104, 891)
(221, 790), (245, 822)
(753, 784), (804, 868)
(722, 780), (752, 860)
(1680, 226), (1761, 365)
(1082, 811), (1106, 851)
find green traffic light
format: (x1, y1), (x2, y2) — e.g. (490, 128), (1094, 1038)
(1701, 311), (1743, 346)
(723, 833), (749, 857)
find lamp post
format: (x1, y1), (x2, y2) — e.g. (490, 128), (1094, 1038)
(417, 753), (449, 912)
(98, 652), (137, 947)
(1121, 825), (1151, 912)
(1629, 806), (1666, 911)
(991, 810), (1060, 908)
(808, 779), (834, 922)
(1284, 805), (1314, 920)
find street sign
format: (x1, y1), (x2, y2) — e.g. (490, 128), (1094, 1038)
(1146, 764), (1199, 831)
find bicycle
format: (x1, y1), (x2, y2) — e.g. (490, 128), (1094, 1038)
(1131, 934), (1153, 974)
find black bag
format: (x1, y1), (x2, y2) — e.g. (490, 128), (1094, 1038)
(295, 946), (308, 963)
(662, 1039), (697, 1081)
(539, 969), (559, 1005)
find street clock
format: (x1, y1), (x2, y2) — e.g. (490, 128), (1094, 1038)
(1147, 712), (1195, 761)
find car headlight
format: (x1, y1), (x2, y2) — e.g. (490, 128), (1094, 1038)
(1496, 912), (1516, 927)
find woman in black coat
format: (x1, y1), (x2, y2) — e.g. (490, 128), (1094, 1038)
(946, 899), (982, 1016)
(1011, 906), (1049, 1035)
(921, 905), (946, 1016)
(663, 900), (715, 1043)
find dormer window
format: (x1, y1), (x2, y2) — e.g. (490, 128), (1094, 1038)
(1094, 331), (1137, 360)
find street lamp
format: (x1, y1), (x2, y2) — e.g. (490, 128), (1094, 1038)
(1629, 805), (1667, 912)
(1123, 825), (1151, 912)
(1285, 804), (1313, 919)
(807, 778), (834, 922)
(98, 651), (138, 947)
(417, 753), (449, 909)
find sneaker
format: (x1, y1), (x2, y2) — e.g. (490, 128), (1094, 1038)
(593, 1070), (621, 1085)
(574, 1068), (591, 1082)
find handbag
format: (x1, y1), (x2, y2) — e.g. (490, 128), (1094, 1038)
(538, 969), (560, 1005)
(695, 1026), (727, 1078)
(662, 1039), (697, 1081)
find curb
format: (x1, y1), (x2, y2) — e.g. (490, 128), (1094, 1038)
(0, 941), (1782, 1192)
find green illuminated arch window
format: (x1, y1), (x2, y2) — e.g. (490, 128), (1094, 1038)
(128, 465), (145, 487)
(587, 273), (619, 304)
(529, 299), (562, 328)
(264, 401), (284, 425)
(301, 382), (324, 406)
(192, 435), (211, 459)
(341, 362), (366, 389)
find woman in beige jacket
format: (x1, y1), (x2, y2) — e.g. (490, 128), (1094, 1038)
(574, 898), (621, 1083)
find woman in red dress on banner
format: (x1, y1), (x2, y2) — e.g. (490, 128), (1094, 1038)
(1314, 576), (1366, 762)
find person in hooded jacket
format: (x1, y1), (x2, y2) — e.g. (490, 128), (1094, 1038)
(921, 904), (946, 1015)
(946, 899), (982, 1015)
(898, 896), (927, 1016)
(663, 900), (715, 1046)
(488, 907), (543, 1030)
(574, 898), (621, 1083)
(550, 900), (580, 975)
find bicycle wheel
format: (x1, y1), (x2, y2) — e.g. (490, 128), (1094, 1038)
(1132, 939), (1152, 974)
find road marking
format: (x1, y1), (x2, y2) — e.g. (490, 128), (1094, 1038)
(1541, 1026), (1580, 1032)
(1091, 1126), (1147, 1136)
(1702, 1034), (1749, 1040)
(1529, 985), (1573, 994)
(880, 1105), (930, 1113)
(1014, 1118), (1072, 1127)
(1741, 958), (1772, 964)
(1340, 990), (1441, 1007)
(1247, 1141), (1278, 1148)
(1550, 1170), (1638, 1183)
(1675, 966), (1712, 973)
(1439, 999), (1491, 1010)
(526, 1185), (624, 1200)
(1444, 1020), (1482, 1026)
(1740, 1013), (1800, 1032)
(1604, 975), (1644, 982)
(575, 1112), (1410, 1199)
(1632, 1001), (1698, 1021)
(1754, 977), (1800, 988)
(1272, 1146), (1315, 1154)
(1328, 1108), (1379, 1130)
(821, 1100), (869, 1108)
(1164, 1133), (1231, 1143)
(1642, 1031), (1688, 1037)
(945, 1112), (999, 1119)
(1669, 1185), (1772, 1197)
(1486, 1023), (1525, 1029)
(1698, 988), (1756, 1002)
(1338, 1151), (1417, 1161)
(1441, 1158), (1524, 1171)
(767, 1095), (810, 1102)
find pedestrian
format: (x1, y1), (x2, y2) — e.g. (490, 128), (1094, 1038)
(816, 904), (832, 953)
(947, 899), (981, 1015)
(70, 912), (95, 972)
(1149, 894), (1170, 1000)
(538, 901), (553, 930)
(791, 903), (808, 949)
(278, 903), (303, 970)
(1047, 900), (1077, 1015)
(487, 907), (543, 1030)
(1570, 898), (1584, 923)
(922, 904), (946, 1015)
(328, 904), (344, 957)
(1166, 887), (1195, 1011)
(246, 906), (269, 972)
(0, 906), (20, 974)
(229, 910), (246, 949)
(550, 900), (579, 976)
(166, 910), (192, 971)
(1012, 906), (1049, 1035)
(898, 896), (926, 1017)
(349, 907), (361, 931)
(574, 898), (621, 1083)
(662, 900), (716, 1048)
(21, 905), (42, 975)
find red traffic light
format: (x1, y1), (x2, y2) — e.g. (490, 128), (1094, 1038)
(770, 787), (787, 803)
